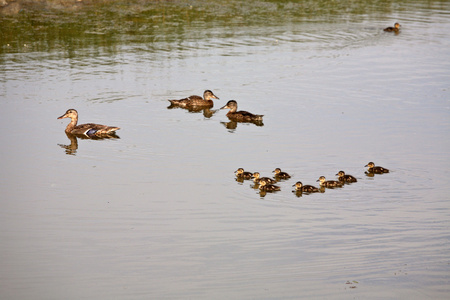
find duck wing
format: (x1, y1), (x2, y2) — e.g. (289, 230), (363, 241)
(72, 123), (120, 136)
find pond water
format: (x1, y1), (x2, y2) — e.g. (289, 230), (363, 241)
(1, 0), (450, 299)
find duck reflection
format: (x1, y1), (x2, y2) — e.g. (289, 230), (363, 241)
(220, 119), (264, 131)
(58, 132), (120, 155)
(167, 104), (219, 119)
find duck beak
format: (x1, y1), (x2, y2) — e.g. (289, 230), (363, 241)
(57, 113), (68, 119)
(364, 164), (368, 167)
(212, 95), (219, 100)
(316, 179), (320, 182)
(220, 104), (229, 109)
(335, 173), (339, 176)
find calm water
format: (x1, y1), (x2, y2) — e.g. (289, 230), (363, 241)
(1, 0), (450, 299)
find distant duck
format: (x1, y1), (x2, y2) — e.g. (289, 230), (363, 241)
(365, 162), (389, 174)
(317, 176), (343, 188)
(252, 172), (277, 184)
(336, 171), (358, 183)
(220, 100), (263, 122)
(168, 90), (219, 107)
(259, 179), (281, 192)
(235, 168), (253, 180)
(272, 168), (291, 179)
(57, 109), (120, 136)
(292, 181), (319, 193)
(384, 22), (401, 32)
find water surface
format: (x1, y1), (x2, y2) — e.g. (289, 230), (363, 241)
(1, 0), (450, 299)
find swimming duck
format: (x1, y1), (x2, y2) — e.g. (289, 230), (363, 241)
(384, 22), (401, 32)
(272, 168), (291, 179)
(220, 100), (263, 122)
(316, 176), (343, 188)
(234, 168), (253, 180)
(292, 181), (319, 193)
(57, 109), (120, 136)
(336, 171), (357, 183)
(365, 162), (389, 174)
(259, 179), (281, 192)
(168, 90), (219, 107)
(252, 172), (277, 184)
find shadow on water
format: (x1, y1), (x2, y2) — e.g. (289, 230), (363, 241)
(57, 132), (120, 155)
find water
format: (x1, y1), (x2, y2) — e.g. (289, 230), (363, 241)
(1, 0), (450, 299)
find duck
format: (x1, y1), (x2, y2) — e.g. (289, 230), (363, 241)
(384, 22), (401, 32)
(234, 168), (253, 180)
(336, 171), (357, 183)
(168, 90), (219, 107)
(252, 172), (277, 184)
(316, 176), (343, 188)
(220, 100), (263, 122)
(57, 109), (120, 136)
(365, 162), (389, 174)
(292, 181), (319, 193)
(259, 179), (281, 192)
(272, 168), (291, 179)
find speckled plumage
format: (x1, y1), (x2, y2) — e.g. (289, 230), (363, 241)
(317, 176), (343, 188)
(168, 90), (219, 107)
(292, 181), (319, 193)
(365, 162), (389, 174)
(336, 171), (357, 183)
(57, 109), (119, 136)
(220, 100), (263, 122)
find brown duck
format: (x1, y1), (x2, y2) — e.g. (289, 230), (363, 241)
(336, 171), (357, 183)
(220, 100), (263, 122)
(365, 162), (389, 174)
(317, 176), (343, 188)
(384, 22), (401, 32)
(168, 90), (219, 107)
(57, 109), (120, 136)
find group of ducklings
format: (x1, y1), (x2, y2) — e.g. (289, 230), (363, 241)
(235, 162), (389, 196)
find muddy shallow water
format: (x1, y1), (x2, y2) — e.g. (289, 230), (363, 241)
(1, 0), (450, 299)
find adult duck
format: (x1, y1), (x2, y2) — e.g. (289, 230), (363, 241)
(384, 22), (401, 32)
(220, 100), (263, 122)
(168, 90), (219, 107)
(57, 109), (120, 136)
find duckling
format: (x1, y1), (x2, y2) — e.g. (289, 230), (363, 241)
(336, 171), (357, 183)
(384, 22), (401, 32)
(259, 179), (281, 192)
(168, 90), (219, 107)
(292, 181), (319, 193)
(272, 168), (291, 179)
(57, 109), (120, 136)
(220, 100), (263, 122)
(316, 176), (343, 188)
(252, 172), (277, 184)
(365, 162), (389, 174)
(234, 168), (253, 180)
